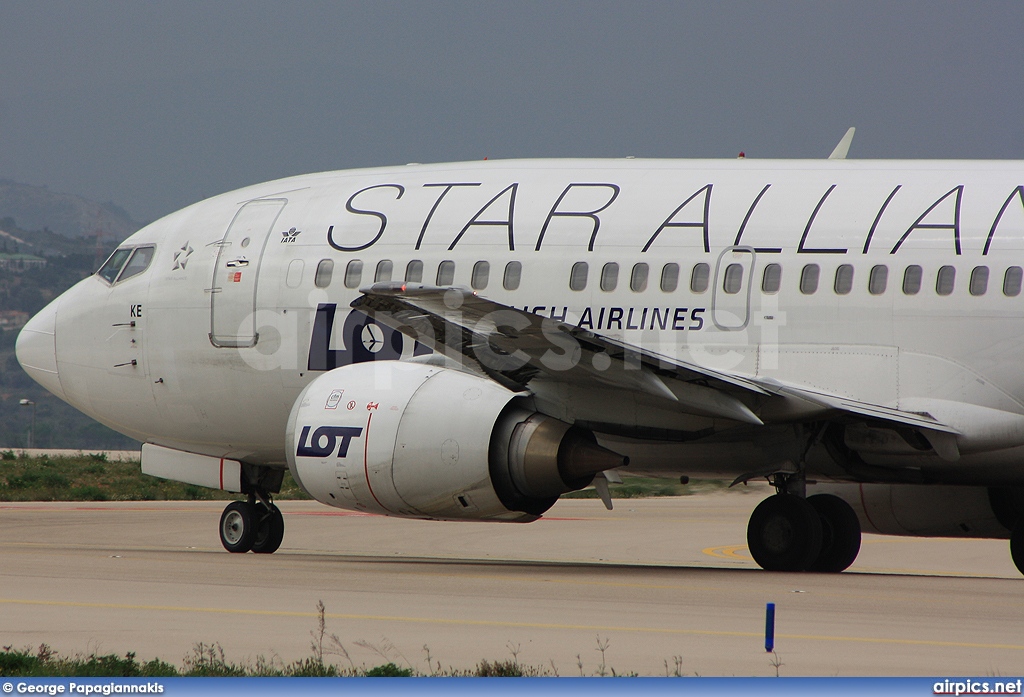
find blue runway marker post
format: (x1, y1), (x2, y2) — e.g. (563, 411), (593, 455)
(765, 602), (776, 652)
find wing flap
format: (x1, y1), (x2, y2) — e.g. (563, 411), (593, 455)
(755, 378), (960, 434)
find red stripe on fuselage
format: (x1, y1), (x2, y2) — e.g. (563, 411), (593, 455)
(363, 412), (387, 511)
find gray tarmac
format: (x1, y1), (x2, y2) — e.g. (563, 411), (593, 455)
(1, 490), (1022, 676)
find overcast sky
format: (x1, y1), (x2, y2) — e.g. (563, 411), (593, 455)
(1, 2), (1022, 224)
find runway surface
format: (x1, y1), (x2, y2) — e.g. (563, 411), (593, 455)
(1, 490), (1022, 676)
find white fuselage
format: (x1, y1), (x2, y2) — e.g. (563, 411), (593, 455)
(20, 158), (1024, 480)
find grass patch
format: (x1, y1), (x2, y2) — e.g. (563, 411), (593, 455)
(0, 644), (178, 677)
(0, 453), (310, 502)
(0, 453), (748, 502)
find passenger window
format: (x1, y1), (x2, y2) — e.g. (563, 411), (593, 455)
(569, 262), (588, 291)
(834, 264), (853, 295)
(117, 246), (155, 282)
(970, 266), (989, 296)
(903, 265), (922, 295)
(601, 262), (619, 292)
(761, 263), (781, 294)
(436, 260), (455, 286)
(97, 248), (132, 284)
(503, 261), (522, 290)
(344, 260), (363, 289)
(868, 265), (888, 295)
(690, 263), (710, 293)
(660, 263), (679, 292)
(936, 265), (956, 296)
(471, 260), (490, 290)
(799, 264), (820, 295)
(723, 263), (743, 294)
(1004, 266), (1023, 297)
(375, 260), (393, 283)
(405, 260), (423, 283)
(314, 259), (334, 288)
(630, 263), (649, 292)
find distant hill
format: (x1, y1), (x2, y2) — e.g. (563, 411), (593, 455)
(0, 179), (143, 450)
(0, 178), (140, 244)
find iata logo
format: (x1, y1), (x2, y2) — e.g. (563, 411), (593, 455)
(296, 425), (364, 458)
(280, 227), (301, 243)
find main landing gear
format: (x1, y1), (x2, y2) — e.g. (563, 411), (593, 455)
(219, 494), (285, 554)
(1011, 523), (1024, 576)
(746, 474), (861, 573)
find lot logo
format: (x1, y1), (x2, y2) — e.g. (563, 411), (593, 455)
(296, 425), (364, 458)
(307, 304), (429, 371)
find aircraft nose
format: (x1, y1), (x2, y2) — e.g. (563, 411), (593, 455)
(16, 298), (67, 401)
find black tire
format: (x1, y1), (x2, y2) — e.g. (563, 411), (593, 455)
(747, 494), (823, 572)
(807, 494), (861, 573)
(1011, 522), (1024, 576)
(251, 503), (285, 554)
(220, 501), (256, 553)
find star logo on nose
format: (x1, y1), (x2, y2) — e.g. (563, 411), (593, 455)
(172, 243), (194, 270)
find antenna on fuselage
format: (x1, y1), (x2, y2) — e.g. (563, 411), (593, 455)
(828, 127), (856, 159)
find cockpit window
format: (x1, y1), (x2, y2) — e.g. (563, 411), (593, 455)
(97, 248), (133, 284)
(97, 245), (157, 285)
(117, 246), (155, 283)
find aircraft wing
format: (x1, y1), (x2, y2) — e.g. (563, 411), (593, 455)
(353, 283), (957, 437)
(353, 283), (767, 424)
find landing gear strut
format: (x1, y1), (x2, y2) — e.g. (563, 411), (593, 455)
(746, 473), (861, 572)
(219, 493), (284, 554)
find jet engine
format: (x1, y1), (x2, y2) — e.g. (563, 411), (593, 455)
(812, 482), (1024, 539)
(286, 362), (626, 521)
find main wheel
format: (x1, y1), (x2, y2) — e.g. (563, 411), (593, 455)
(220, 501), (256, 553)
(747, 494), (823, 572)
(1011, 522), (1024, 576)
(807, 494), (861, 573)
(251, 503), (285, 554)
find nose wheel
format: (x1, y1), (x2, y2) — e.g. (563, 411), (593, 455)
(219, 497), (285, 554)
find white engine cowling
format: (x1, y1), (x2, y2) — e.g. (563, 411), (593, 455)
(286, 362), (626, 521)
(812, 482), (1023, 538)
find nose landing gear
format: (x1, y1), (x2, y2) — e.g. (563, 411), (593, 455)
(219, 494), (285, 554)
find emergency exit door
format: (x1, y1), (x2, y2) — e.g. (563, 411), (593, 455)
(209, 199), (287, 348)
(712, 246), (755, 330)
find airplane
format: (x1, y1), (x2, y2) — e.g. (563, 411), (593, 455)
(15, 135), (1024, 574)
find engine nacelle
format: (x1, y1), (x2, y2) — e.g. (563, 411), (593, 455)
(812, 482), (1024, 539)
(286, 362), (626, 521)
